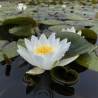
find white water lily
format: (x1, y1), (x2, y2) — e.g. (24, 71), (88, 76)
(62, 5), (66, 10)
(62, 26), (82, 36)
(0, 5), (2, 8)
(17, 3), (27, 11)
(17, 33), (71, 75)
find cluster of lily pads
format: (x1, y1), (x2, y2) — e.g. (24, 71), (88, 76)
(0, 1), (98, 86)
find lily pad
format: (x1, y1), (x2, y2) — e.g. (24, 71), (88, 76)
(48, 25), (69, 33)
(91, 25), (98, 34)
(50, 66), (79, 86)
(66, 14), (89, 20)
(0, 40), (8, 50)
(0, 41), (18, 62)
(2, 17), (36, 27)
(40, 19), (64, 25)
(56, 31), (95, 58)
(9, 25), (36, 37)
(81, 29), (97, 44)
(75, 52), (98, 71)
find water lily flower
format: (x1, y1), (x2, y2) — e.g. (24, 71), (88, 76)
(0, 5), (2, 8)
(62, 5), (66, 10)
(17, 33), (71, 75)
(17, 3), (27, 11)
(62, 26), (83, 36)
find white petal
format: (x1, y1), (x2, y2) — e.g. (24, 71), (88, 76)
(60, 38), (67, 45)
(45, 52), (54, 61)
(67, 26), (76, 33)
(32, 55), (45, 69)
(31, 35), (38, 46)
(70, 26), (76, 33)
(54, 42), (71, 60)
(62, 29), (66, 32)
(26, 67), (45, 75)
(39, 34), (47, 45)
(77, 30), (82, 35)
(31, 36), (41, 48)
(18, 3), (24, 6)
(51, 38), (60, 48)
(59, 55), (79, 66)
(54, 49), (66, 60)
(43, 60), (56, 70)
(25, 38), (33, 51)
(60, 42), (71, 51)
(48, 33), (56, 44)
(17, 45), (34, 65)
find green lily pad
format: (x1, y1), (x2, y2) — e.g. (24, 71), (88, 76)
(3, 17), (36, 26)
(17, 39), (26, 48)
(56, 31), (95, 58)
(48, 25), (69, 33)
(75, 52), (98, 71)
(50, 66), (79, 86)
(81, 29), (97, 44)
(0, 41), (19, 62)
(2, 41), (18, 59)
(41, 19), (64, 25)
(66, 14), (89, 20)
(91, 25), (98, 34)
(0, 40), (8, 50)
(95, 12), (98, 18)
(9, 25), (36, 37)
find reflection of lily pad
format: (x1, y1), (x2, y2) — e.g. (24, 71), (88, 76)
(75, 52), (98, 71)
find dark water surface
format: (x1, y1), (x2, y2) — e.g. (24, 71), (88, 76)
(0, 56), (98, 98)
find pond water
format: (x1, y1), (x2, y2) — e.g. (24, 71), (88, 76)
(0, 0), (98, 98)
(0, 56), (98, 98)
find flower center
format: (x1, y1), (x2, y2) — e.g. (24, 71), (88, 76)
(35, 45), (53, 55)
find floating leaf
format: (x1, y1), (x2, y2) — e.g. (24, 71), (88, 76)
(0, 40), (8, 50)
(0, 41), (19, 62)
(17, 39), (26, 48)
(66, 14), (89, 20)
(95, 12), (98, 18)
(3, 17), (36, 27)
(81, 29), (97, 44)
(9, 25), (36, 37)
(49, 25), (69, 33)
(56, 31), (95, 58)
(75, 52), (98, 71)
(41, 19), (64, 25)
(50, 66), (78, 86)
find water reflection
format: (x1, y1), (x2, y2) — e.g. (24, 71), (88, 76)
(50, 82), (74, 96)
(5, 64), (11, 77)
(33, 88), (53, 98)
(23, 71), (75, 98)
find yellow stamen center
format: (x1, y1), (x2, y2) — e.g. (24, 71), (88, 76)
(35, 45), (53, 55)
